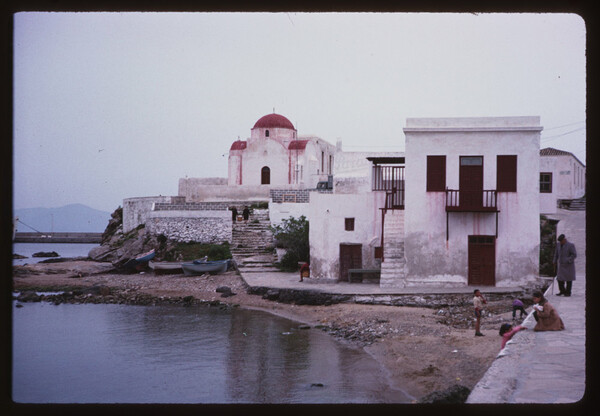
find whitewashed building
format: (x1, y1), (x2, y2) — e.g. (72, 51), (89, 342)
(308, 150), (404, 281)
(228, 113), (335, 188)
(539, 147), (586, 214)
(401, 116), (542, 287)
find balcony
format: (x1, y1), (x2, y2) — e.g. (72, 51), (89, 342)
(372, 165), (405, 210)
(445, 189), (499, 212)
(445, 189), (499, 240)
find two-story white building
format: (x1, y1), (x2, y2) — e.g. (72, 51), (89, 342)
(309, 116), (543, 288)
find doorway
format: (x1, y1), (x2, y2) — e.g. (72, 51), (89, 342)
(468, 235), (496, 286)
(459, 156), (483, 209)
(339, 244), (362, 282)
(261, 166), (270, 185)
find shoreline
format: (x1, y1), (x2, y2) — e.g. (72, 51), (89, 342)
(12, 259), (520, 402)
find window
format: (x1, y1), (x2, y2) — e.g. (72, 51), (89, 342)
(345, 218), (355, 231)
(497, 155), (517, 192)
(461, 156), (483, 166)
(540, 172), (552, 193)
(322, 151), (325, 172)
(265, 130), (269, 137)
(427, 156), (446, 191)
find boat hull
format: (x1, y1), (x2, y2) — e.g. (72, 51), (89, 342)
(182, 261), (228, 276)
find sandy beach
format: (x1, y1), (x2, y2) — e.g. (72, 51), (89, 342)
(12, 259), (523, 402)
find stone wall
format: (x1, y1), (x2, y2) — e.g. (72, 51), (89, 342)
(146, 214), (231, 244)
(270, 189), (310, 203)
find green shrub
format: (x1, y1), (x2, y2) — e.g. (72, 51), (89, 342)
(271, 216), (309, 263)
(277, 251), (301, 272)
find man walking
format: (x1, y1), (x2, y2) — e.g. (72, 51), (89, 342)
(554, 234), (577, 296)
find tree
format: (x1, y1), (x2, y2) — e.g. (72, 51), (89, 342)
(271, 216), (309, 271)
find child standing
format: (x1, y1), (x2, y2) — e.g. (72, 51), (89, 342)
(473, 289), (487, 336)
(512, 298), (527, 320)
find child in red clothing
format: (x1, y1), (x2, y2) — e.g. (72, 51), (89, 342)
(499, 323), (527, 350)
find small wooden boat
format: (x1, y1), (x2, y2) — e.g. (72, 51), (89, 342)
(182, 260), (229, 276)
(136, 249), (156, 262)
(148, 261), (183, 273)
(122, 249), (156, 270)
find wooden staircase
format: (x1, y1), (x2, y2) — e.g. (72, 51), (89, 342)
(379, 210), (406, 288)
(230, 209), (278, 273)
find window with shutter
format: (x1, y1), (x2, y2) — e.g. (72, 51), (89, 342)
(540, 172), (552, 193)
(427, 156), (446, 191)
(497, 155), (517, 192)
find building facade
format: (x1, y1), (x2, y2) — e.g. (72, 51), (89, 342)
(228, 113), (335, 188)
(539, 147), (586, 214)
(402, 116), (542, 287)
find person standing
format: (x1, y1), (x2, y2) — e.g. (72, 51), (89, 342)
(473, 289), (487, 336)
(242, 206), (250, 222)
(231, 206), (238, 223)
(553, 234), (577, 296)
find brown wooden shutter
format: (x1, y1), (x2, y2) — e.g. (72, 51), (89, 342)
(427, 156), (446, 191)
(497, 155), (517, 192)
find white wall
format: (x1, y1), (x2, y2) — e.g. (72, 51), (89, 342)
(122, 196), (175, 233)
(308, 190), (385, 280)
(404, 117), (541, 287)
(540, 155), (586, 214)
(269, 201), (311, 226)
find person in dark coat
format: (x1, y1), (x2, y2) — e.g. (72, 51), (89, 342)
(231, 207), (238, 223)
(531, 291), (565, 331)
(242, 206), (250, 222)
(554, 234), (577, 296)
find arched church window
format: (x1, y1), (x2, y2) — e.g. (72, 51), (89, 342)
(265, 130), (270, 137)
(261, 166), (271, 185)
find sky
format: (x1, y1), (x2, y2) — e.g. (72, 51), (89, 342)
(13, 12), (587, 213)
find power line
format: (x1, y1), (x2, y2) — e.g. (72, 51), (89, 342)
(541, 127), (586, 141)
(543, 120), (585, 131)
(15, 219), (44, 233)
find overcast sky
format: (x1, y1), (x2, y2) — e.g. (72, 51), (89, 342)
(13, 12), (586, 213)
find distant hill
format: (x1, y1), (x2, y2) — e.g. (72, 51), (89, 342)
(14, 204), (112, 233)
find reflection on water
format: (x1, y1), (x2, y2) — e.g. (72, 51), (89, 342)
(12, 302), (409, 404)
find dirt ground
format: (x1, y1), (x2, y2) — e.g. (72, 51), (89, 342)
(12, 260), (526, 402)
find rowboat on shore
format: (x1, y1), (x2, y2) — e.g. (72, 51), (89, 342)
(148, 261), (183, 273)
(122, 249), (156, 270)
(136, 249), (156, 263)
(182, 260), (229, 276)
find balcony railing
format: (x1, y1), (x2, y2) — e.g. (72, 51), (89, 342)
(373, 165), (405, 210)
(445, 189), (498, 212)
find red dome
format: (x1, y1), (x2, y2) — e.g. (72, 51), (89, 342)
(253, 113), (296, 130)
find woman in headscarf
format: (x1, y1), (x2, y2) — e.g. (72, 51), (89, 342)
(531, 291), (565, 331)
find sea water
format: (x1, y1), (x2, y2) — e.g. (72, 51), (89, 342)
(12, 302), (410, 404)
(12, 242), (99, 266)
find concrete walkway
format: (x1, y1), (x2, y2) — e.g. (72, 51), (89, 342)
(240, 269), (524, 295)
(468, 209), (586, 403)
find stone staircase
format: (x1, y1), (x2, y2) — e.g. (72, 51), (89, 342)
(230, 209), (279, 273)
(380, 210), (406, 288)
(558, 196), (586, 211)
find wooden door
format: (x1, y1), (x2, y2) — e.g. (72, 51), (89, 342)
(339, 244), (362, 282)
(468, 235), (495, 286)
(261, 166), (270, 185)
(460, 156), (483, 209)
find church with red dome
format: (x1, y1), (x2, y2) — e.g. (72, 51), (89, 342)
(228, 113), (336, 188)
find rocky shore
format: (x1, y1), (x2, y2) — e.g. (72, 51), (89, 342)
(12, 258), (529, 403)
